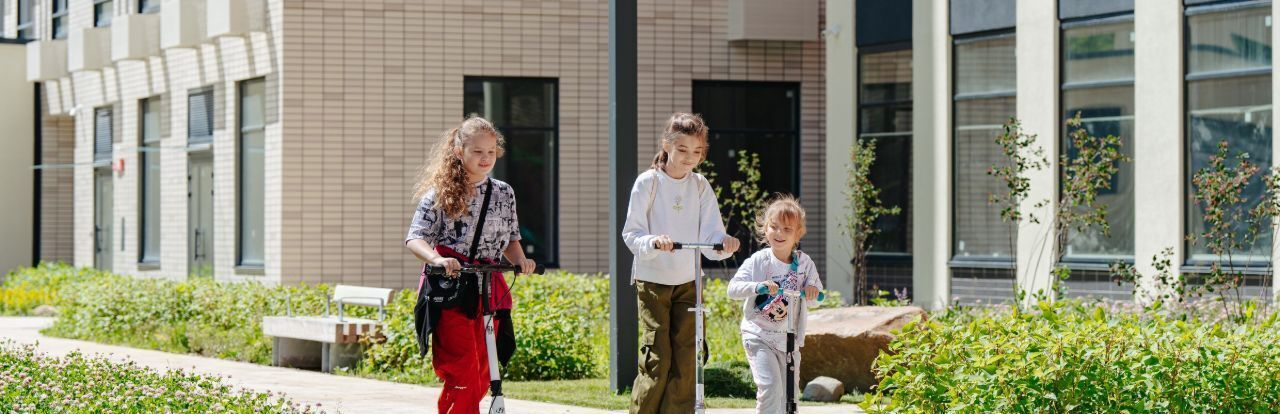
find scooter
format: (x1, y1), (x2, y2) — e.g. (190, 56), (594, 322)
(755, 282), (825, 414)
(670, 242), (722, 414)
(427, 263), (545, 414)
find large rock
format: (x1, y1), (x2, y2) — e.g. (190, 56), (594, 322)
(802, 376), (845, 402)
(800, 306), (926, 392)
(32, 305), (58, 317)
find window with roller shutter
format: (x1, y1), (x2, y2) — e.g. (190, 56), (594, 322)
(188, 89), (214, 144)
(94, 107), (113, 163)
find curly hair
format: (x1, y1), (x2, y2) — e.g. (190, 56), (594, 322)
(650, 112), (710, 170)
(412, 116), (506, 219)
(754, 194), (807, 248)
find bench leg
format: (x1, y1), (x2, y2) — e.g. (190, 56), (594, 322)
(275, 337), (323, 370)
(321, 343), (331, 373)
(273, 337), (280, 367)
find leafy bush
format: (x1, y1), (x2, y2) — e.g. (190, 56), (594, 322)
(0, 342), (316, 413)
(865, 301), (1280, 413)
(704, 360), (755, 398)
(0, 262), (100, 315)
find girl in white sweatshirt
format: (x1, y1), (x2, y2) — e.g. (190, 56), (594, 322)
(622, 112), (741, 414)
(727, 196), (822, 414)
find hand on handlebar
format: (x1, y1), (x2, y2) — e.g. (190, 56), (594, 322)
(652, 235), (675, 252)
(803, 285), (820, 302)
(515, 258), (537, 275)
(430, 257), (462, 277)
(759, 280), (779, 295)
(718, 236), (741, 254)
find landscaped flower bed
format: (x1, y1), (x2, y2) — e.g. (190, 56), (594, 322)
(0, 342), (317, 413)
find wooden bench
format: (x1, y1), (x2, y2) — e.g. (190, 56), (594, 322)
(262, 285), (394, 373)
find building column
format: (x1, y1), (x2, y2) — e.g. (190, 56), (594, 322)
(1272, 1), (1280, 300)
(1134, 0), (1185, 302)
(1014, 0), (1059, 302)
(824, 0), (856, 303)
(910, 0), (951, 310)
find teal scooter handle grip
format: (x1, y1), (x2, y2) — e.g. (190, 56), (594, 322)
(755, 284), (826, 302)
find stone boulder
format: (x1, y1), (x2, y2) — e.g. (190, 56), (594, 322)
(32, 305), (58, 317)
(802, 376), (845, 402)
(800, 306), (926, 392)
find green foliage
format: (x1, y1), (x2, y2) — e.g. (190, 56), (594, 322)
(702, 150), (771, 267)
(0, 342), (315, 413)
(987, 118), (1050, 304)
(704, 360), (755, 398)
(0, 262), (101, 315)
(864, 301), (1280, 413)
(844, 139), (902, 305)
(1187, 140), (1280, 322)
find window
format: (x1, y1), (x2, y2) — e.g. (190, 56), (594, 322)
(693, 81), (801, 262)
(51, 0), (67, 39)
(1060, 18), (1136, 261)
(94, 0), (113, 27)
(1186, 4), (1273, 263)
(16, 0), (32, 40)
(858, 48), (913, 254)
(238, 79), (265, 267)
(139, 98), (161, 264)
(953, 34), (1016, 262)
(188, 89), (214, 144)
(138, 0), (159, 14)
(463, 77), (558, 265)
(94, 107), (112, 163)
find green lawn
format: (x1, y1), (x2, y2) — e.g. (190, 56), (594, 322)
(504, 378), (863, 410)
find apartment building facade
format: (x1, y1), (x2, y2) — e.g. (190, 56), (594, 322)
(1, 0), (831, 290)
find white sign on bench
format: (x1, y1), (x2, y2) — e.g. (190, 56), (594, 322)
(262, 284), (395, 373)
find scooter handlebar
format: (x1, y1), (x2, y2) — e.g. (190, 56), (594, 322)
(670, 242), (724, 250)
(755, 284), (825, 302)
(425, 263), (546, 276)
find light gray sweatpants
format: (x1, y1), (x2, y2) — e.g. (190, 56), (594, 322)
(743, 336), (801, 414)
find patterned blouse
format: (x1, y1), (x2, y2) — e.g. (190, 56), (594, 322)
(405, 178), (521, 260)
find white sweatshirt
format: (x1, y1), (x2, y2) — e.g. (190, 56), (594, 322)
(622, 168), (732, 285)
(727, 249), (823, 351)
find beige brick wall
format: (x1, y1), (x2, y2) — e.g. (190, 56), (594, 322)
(279, 0), (827, 288)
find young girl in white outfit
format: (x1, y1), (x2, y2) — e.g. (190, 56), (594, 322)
(726, 195), (822, 414)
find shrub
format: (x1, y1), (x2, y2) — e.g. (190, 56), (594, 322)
(0, 262), (100, 316)
(0, 342), (316, 413)
(704, 360), (755, 398)
(865, 301), (1280, 413)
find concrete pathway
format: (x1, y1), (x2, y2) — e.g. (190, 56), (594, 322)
(0, 317), (864, 414)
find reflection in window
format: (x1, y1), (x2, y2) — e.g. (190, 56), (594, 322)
(1061, 19), (1135, 261)
(953, 34), (1016, 262)
(463, 78), (559, 265)
(1186, 5), (1273, 262)
(238, 79), (266, 267)
(859, 49), (913, 254)
(140, 98), (161, 264)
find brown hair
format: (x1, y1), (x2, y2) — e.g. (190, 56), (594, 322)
(754, 194), (807, 247)
(650, 112), (710, 170)
(412, 116), (506, 219)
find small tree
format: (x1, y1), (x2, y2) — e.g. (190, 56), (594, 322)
(843, 138), (901, 305)
(988, 118), (1049, 304)
(702, 151), (769, 269)
(1187, 140), (1280, 322)
(1041, 114), (1131, 300)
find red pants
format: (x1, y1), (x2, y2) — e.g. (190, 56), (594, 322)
(433, 306), (498, 414)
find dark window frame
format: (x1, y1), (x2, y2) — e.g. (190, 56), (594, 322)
(950, 29), (1018, 269)
(94, 0), (113, 27)
(138, 97), (161, 266)
(187, 87), (215, 145)
(138, 0), (159, 14)
(50, 0), (68, 39)
(236, 78), (266, 269)
(462, 76), (561, 267)
(856, 41), (914, 258)
(1057, 14), (1138, 266)
(16, 0), (33, 40)
(1182, 1), (1274, 268)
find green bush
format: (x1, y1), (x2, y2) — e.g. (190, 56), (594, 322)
(0, 262), (100, 315)
(0, 342), (315, 413)
(704, 360), (755, 398)
(865, 301), (1280, 413)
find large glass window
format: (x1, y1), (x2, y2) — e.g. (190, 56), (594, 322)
(463, 77), (558, 265)
(693, 81), (801, 262)
(1186, 4), (1273, 263)
(94, 0), (113, 27)
(1061, 19), (1136, 261)
(16, 0), (32, 40)
(238, 79), (265, 267)
(50, 0), (67, 39)
(953, 34), (1016, 262)
(859, 48), (913, 254)
(139, 97), (160, 264)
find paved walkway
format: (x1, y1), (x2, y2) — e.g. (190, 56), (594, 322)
(0, 317), (864, 413)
